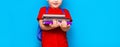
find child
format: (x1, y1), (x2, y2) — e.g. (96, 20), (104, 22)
(37, 0), (72, 47)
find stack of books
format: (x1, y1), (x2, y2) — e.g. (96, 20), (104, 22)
(42, 14), (72, 25)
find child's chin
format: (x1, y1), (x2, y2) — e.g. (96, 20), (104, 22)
(52, 5), (59, 8)
(53, 6), (59, 8)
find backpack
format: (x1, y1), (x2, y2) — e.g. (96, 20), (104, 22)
(37, 7), (65, 41)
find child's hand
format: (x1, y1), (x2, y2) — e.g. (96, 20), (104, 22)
(49, 19), (59, 28)
(60, 20), (70, 32)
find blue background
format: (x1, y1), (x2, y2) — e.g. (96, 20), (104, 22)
(0, 0), (120, 47)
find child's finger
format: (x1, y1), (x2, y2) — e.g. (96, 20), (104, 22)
(49, 23), (52, 25)
(58, 22), (61, 26)
(67, 24), (71, 27)
(49, 23), (53, 27)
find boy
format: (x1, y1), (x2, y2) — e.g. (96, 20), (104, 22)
(37, 0), (72, 47)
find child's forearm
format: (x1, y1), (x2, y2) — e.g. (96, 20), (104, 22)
(39, 20), (55, 30)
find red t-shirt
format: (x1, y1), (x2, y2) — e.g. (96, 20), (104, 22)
(37, 7), (72, 47)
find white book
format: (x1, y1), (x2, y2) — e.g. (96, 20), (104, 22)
(42, 14), (65, 18)
(43, 19), (70, 21)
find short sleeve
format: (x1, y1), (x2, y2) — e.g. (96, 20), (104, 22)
(37, 7), (46, 21)
(64, 9), (72, 22)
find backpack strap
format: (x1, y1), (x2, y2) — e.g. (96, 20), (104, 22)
(61, 8), (65, 14)
(46, 7), (49, 14)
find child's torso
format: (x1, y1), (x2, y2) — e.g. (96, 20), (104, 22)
(41, 7), (68, 47)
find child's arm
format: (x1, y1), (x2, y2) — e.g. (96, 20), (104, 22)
(39, 19), (59, 31)
(60, 20), (71, 32)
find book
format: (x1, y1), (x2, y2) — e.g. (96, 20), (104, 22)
(42, 14), (65, 18)
(42, 14), (72, 25)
